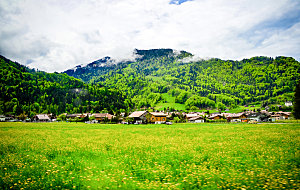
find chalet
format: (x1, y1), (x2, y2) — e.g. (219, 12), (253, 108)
(66, 114), (80, 119)
(93, 113), (114, 122)
(227, 113), (247, 122)
(186, 113), (199, 120)
(150, 112), (167, 124)
(128, 111), (148, 124)
(208, 113), (222, 120)
(188, 116), (204, 123)
(270, 114), (283, 121)
(35, 114), (50, 122)
(0, 115), (5, 122)
(277, 111), (291, 119)
(66, 113), (89, 119)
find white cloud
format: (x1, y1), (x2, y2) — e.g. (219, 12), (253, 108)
(0, 0), (299, 72)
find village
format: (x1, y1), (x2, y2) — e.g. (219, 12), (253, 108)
(0, 109), (292, 124)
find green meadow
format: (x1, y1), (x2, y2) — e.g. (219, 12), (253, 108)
(155, 93), (186, 111)
(0, 122), (299, 189)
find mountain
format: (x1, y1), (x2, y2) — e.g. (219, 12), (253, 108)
(0, 56), (132, 117)
(63, 49), (300, 111)
(1, 48), (299, 117)
(63, 49), (192, 83)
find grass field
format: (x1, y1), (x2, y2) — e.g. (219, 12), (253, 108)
(155, 93), (186, 111)
(0, 122), (299, 189)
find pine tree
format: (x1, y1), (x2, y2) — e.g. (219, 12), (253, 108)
(292, 80), (300, 119)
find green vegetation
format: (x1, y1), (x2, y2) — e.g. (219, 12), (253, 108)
(0, 56), (132, 117)
(65, 49), (300, 112)
(0, 122), (299, 189)
(1, 49), (299, 116)
(293, 80), (300, 119)
(155, 93), (186, 111)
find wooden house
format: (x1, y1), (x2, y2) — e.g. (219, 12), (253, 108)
(277, 111), (291, 119)
(227, 113), (247, 122)
(92, 113), (114, 122)
(150, 112), (167, 124)
(208, 114), (222, 120)
(270, 114), (283, 121)
(128, 111), (148, 124)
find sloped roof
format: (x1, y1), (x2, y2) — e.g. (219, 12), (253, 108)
(36, 114), (50, 120)
(277, 111), (291, 116)
(93, 113), (114, 119)
(208, 114), (222, 119)
(128, 111), (148, 118)
(150, 112), (168, 117)
(227, 112), (245, 118)
(188, 116), (204, 121)
(186, 113), (198, 118)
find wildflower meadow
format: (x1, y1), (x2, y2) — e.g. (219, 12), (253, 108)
(0, 122), (299, 189)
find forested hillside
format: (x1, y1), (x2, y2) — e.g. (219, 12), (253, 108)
(0, 56), (132, 117)
(64, 49), (300, 111)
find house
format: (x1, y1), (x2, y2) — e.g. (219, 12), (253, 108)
(35, 114), (50, 122)
(247, 112), (261, 122)
(186, 113), (199, 120)
(208, 113), (222, 120)
(227, 113), (247, 122)
(66, 114), (80, 119)
(277, 111), (291, 119)
(93, 113), (114, 122)
(259, 110), (271, 122)
(66, 113), (89, 120)
(285, 101), (293, 107)
(270, 114), (283, 121)
(0, 115), (5, 122)
(188, 116), (204, 123)
(128, 111), (148, 124)
(150, 112), (168, 124)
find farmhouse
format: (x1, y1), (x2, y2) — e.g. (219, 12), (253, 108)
(186, 113), (199, 120)
(208, 113), (222, 120)
(128, 111), (148, 124)
(150, 112), (167, 124)
(66, 113), (89, 119)
(276, 111), (291, 119)
(188, 116), (204, 123)
(227, 113), (247, 122)
(92, 113), (114, 122)
(35, 114), (50, 122)
(270, 113), (283, 121)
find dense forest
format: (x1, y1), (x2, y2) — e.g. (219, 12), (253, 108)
(64, 49), (300, 111)
(0, 56), (132, 117)
(1, 49), (299, 118)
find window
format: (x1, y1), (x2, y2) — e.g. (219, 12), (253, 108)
(162, 118), (165, 120)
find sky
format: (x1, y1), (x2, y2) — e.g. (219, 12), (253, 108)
(0, 0), (300, 72)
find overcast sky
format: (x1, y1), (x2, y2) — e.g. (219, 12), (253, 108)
(0, 0), (300, 72)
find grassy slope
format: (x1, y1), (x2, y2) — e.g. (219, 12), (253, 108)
(155, 93), (186, 111)
(0, 122), (299, 189)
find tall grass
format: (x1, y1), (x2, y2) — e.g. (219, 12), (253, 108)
(0, 122), (299, 189)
